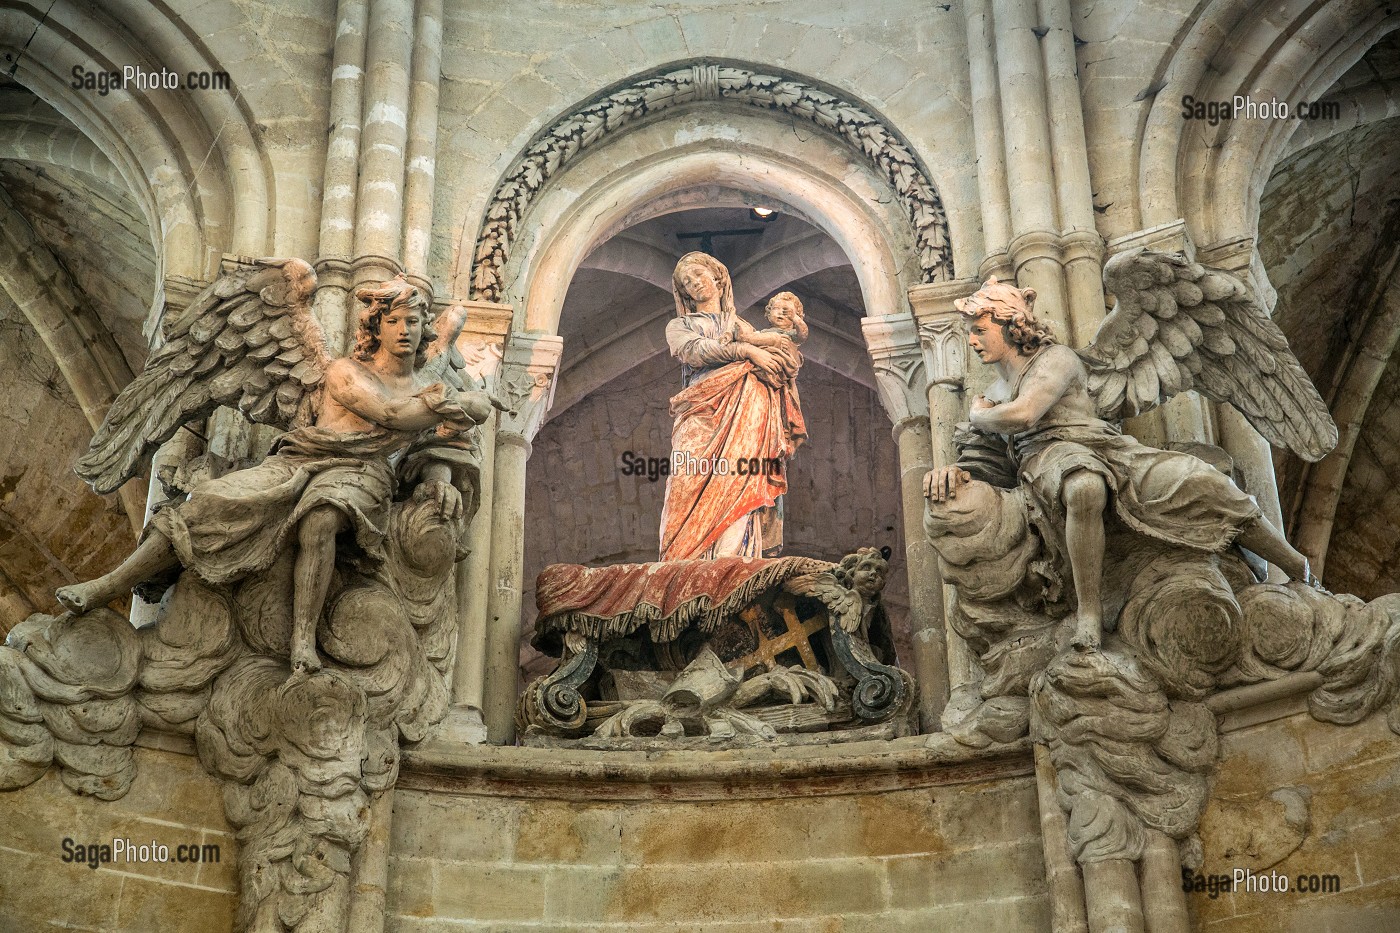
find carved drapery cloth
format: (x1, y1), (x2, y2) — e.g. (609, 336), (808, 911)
(470, 61), (954, 301)
(659, 360), (803, 561)
(533, 554), (830, 649)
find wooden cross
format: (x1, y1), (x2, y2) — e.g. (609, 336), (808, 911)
(733, 599), (826, 672)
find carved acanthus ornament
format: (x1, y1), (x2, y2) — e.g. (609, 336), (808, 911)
(917, 314), (966, 389)
(861, 314), (929, 427)
(496, 332), (563, 442)
(471, 62), (954, 302)
(452, 299), (512, 394)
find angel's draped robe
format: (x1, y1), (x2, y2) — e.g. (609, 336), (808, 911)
(150, 391), (477, 585)
(659, 312), (806, 561)
(963, 346), (1262, 569)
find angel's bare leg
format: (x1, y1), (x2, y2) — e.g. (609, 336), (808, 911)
(1062, 471), (1108, 650)
(56, 532), (179, 614)
(1235, 517), (1313, 583)
(290, 505), (349, 674)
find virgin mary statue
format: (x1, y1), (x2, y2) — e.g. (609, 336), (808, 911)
(659, 252), (807, 560)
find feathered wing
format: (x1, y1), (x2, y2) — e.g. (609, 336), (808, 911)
(783, 571), (864, 633)
(417, 303), (471, 388)
(76, 258), (329, 493)
(1081, 248), (1338, 462)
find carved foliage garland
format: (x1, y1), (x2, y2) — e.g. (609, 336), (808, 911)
(471, 62), (954, 301)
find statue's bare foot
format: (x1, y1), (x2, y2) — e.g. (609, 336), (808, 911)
(1070, 618), (1101, 652)
(289, 643), (322, 676)
(55, 581), (113, 615)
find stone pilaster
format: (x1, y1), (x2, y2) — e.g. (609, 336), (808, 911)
(910, 279), (985, 710)
(483, 332), (564, 744)
(862, 314), (948, 732)
(438, 301), (511, 745)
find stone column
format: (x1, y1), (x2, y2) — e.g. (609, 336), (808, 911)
(964, 0), (1012, 276)
(862, 314), (948, 732)
(311, 0), (368, 352)
(1039, 0), (1108, 344)
(400, 0), (443, 283)
(994, 0), (1072, 338)
(1197, 236), (1288, 536)
(910, 281), (984, 707)
(436, 301), (511, 744)
(481, 333), (563, 744)
(351, 0), (414, 287)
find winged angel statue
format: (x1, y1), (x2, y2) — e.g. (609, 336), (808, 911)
(56, 259), (502, 674)
(924, 248), (1337, 651)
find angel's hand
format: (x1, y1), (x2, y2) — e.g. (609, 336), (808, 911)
(924, 466), (972, 503)
(415, 479), (463, 521)
(970, 395), (994, 413)
(455, 390), (500, 424)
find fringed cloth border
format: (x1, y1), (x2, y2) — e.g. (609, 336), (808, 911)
(533, 555), (834, 649)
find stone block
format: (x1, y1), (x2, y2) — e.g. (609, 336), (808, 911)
(677, 11), (736, 55)
(618, 796), (868, 864)
(542, 864), (625, 921)
(1297, 711), (1400, 776)
(627, 16), (687, 61)
(387, 853), (436, 919)
(515, 800), (623, 865)
(936, 776), (1041, 849)
(392, 790), (518, 863)
(843, 896), (1050, 933)
(885, 840), (1046, 909)
(115, 877), (237, 933)
(0, 844), (123, 930)
(603, 857), (884, 922)
(432, 861), (549, 922)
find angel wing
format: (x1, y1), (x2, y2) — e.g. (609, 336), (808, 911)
(783, 571), (865, 633)
(1081, 248), (1338, 461)
(76, 258), (329, 494)
(418, 303), (471, 388)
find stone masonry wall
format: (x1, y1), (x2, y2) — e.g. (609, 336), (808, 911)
(0, 745), (237, 933)
(1190, 709), (1400, 931)
(385, 773), (1048, 932)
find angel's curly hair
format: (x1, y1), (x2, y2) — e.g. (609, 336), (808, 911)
(832, 546), (890, 591)
(352, 276), (437, 367)
(954, 276), (1056, 353)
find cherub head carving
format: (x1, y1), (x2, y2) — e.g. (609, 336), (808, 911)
(955, 277), (1056, 358)
(672, 252), (738, 319)
(353, 276), (437, 367)
(834, 546), (890, 600)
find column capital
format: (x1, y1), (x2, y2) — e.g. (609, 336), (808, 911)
(450, 299), (513, 392)
(862, 313), (929, 425)
(909, 279), (979, 391)
(497, 331), (564, 442)
(1106, 219), (1196, 260)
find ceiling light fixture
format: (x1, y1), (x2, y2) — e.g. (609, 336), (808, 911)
(750, 206), (777, 221)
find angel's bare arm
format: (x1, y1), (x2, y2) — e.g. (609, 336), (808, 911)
(322, 359), (453, 432)
(970, 345), (1080, 433)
